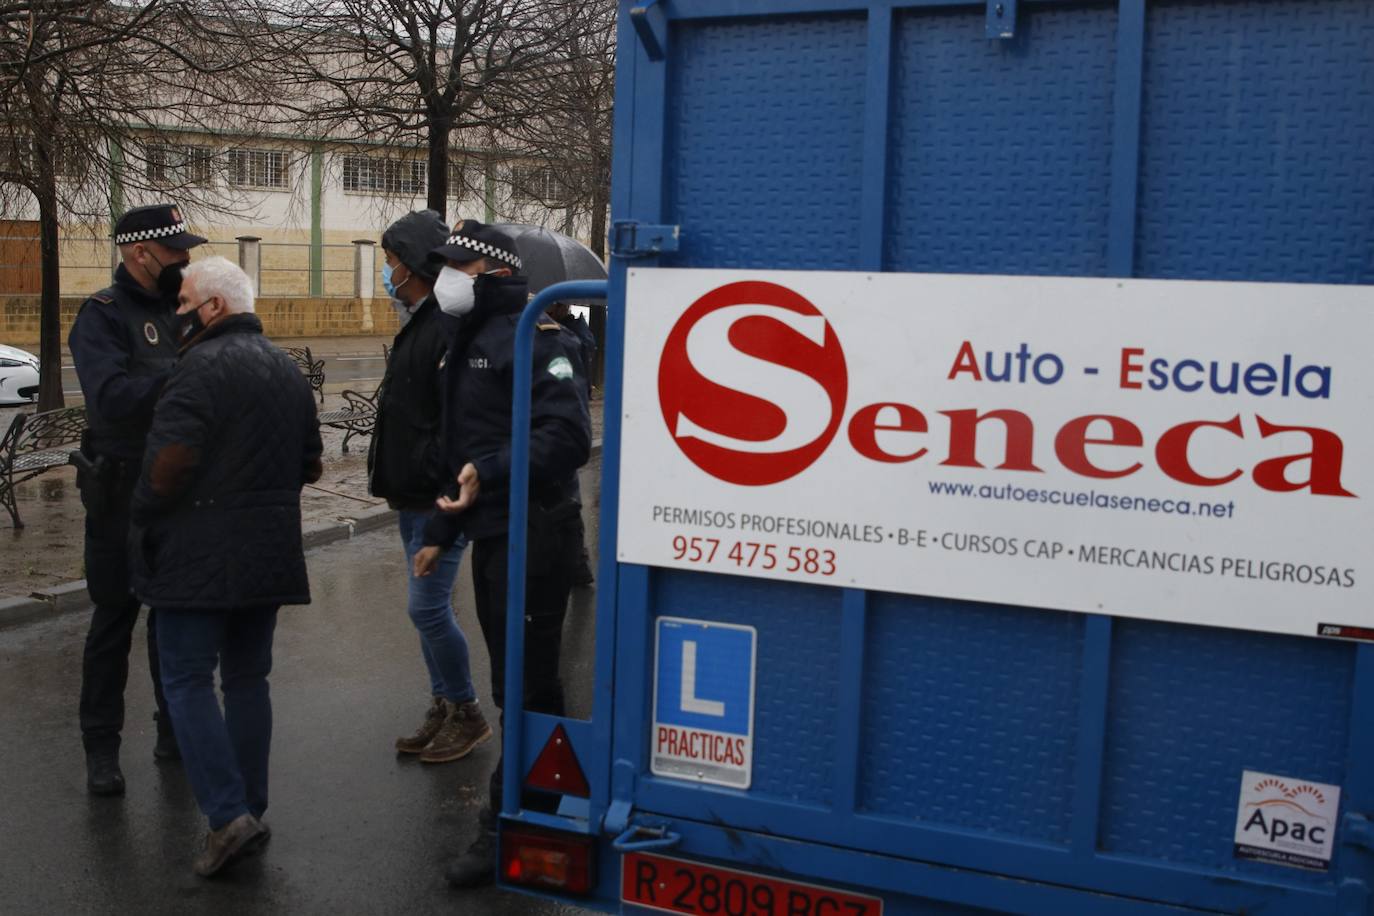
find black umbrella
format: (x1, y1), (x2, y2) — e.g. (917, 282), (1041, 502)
(491, 223), (607, 303)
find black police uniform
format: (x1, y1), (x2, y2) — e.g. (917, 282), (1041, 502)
(420, 221), (590, 887)
(69, 205), (204, 773)
(554, 312), (597, 584)
(422, 272), (589, 835)
(556, 311), (596, 400)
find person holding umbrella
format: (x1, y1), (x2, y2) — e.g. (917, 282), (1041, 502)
(546, 300), (596, 585)
(492, 223), (608, 587)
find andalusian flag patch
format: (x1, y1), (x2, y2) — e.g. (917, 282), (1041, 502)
(547, 356), (574, 380)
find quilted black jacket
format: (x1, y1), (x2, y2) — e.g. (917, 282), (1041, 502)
(130, 313), (323, 609)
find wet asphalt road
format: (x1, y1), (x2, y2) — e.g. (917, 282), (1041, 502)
(0, 508), (601, 914)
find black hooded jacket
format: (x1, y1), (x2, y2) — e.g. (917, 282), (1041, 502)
(422, 274), (591, 547)
(367, 295), (450, 509)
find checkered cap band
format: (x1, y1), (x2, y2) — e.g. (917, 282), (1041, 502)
(446, 234), (521, 270)
(114, 222), (189, 245)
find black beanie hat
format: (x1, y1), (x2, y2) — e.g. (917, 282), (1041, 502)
(381, 210), (450, 281)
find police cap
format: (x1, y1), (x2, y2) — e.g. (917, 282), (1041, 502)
(429, 219), (522, 271)
(112, 204), (207, 249)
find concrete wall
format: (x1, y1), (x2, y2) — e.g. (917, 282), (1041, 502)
(1, 294), (399, 348)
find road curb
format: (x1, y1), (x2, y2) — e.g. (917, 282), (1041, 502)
(0, 439), (603, 631)
(1, 511), (400, 630)
(0, 594), (50, 628)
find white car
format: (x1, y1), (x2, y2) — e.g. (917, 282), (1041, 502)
(0, 344), (40, 405)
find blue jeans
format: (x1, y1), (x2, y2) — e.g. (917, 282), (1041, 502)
(157, 605), (278, 830)
(398, 511), (476, 704)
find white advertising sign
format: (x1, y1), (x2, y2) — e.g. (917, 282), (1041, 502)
(1234, 771), (1342, 870)
(617, 268), (1374, 639)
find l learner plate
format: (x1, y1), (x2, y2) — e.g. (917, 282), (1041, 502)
(622, 851), (883, 915)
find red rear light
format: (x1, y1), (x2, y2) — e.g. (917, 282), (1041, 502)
(500, 825), (595, 896)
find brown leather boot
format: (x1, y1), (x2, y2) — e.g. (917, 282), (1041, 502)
(419, 700), (493, 764)
(395, 697), (451, 754)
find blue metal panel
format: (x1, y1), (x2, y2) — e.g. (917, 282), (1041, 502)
(885, 3), (1117, 275)
(661, 14), (869, 270)
(858, 7), (894, 270)
(833, 588), (869, 810)
(500, 2), (1374, 914)
(1106, 0), (1145, 277)
(1135, 0), (1374, 284)
(1069, 614), (1114, 856)
(1100, 620), (1356, 885)
(860, 594), (1084, 843)
(651, 570), (842, 806)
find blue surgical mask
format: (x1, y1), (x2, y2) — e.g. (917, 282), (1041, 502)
(381, 261), (398, 298)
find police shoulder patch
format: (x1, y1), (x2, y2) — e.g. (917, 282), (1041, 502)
(89, 292), (114, 305)
(547, 356), (574, 381)
(536, 319), (561, 332)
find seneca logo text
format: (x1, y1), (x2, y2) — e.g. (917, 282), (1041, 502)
(656, 282), (1355, 496)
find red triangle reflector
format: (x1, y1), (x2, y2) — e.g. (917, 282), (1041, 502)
(525, 724), (590, 798)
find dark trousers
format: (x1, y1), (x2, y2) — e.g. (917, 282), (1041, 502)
(157, 606), (279, 830)
(471, 520), (576, 815)
(79, 491), (171, 754)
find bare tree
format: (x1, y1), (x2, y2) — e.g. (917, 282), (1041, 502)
(0, 0), (279, 410)
(494, 0), (613, 383)
(246, 0), (605, 220)
(497, 0), (613, 256)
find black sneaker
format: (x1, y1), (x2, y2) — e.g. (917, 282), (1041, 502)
(86, 749), (126, 797)
(445, 831), (495, 888)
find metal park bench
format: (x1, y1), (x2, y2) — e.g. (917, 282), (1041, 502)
(315, 344), (387, 453)
(0, 406), (85, 528)
(317, 386), (380, 454)
(285, 346), (326, 405)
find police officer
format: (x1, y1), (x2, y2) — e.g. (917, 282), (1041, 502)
(69, 203), (206, 796)
(411, 220), (591, 888)
(548, 300), (597, 586)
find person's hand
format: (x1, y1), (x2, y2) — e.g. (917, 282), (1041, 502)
(413, 546), (442, 578)
(436, 462), (479, 514)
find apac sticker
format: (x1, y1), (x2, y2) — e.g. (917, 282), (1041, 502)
(1234, 770), (1342, 871)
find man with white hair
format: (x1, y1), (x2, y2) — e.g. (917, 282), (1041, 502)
(130, 255), (322, 877)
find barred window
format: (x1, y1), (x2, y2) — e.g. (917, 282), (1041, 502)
(510, 163), (563, 204)
(145, 144), (214, 185)
(1, 135), (81, 177)
(227, 148), (289, 189)
(448, 155), (469, 196)
(341, 155), (425, 195)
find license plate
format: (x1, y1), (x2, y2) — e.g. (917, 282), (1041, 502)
(622, 851), (883, 915)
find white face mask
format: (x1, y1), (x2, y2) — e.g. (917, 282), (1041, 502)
(434, 266), (476, 317)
